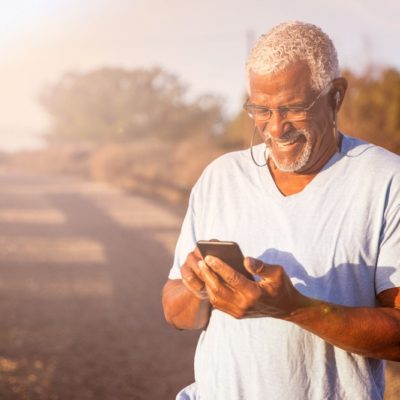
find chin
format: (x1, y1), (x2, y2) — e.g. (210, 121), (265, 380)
(268, 141), (313, 173)
(264, 128), (314, 173)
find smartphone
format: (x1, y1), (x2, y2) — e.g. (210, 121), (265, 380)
(196, 240), (254, 281)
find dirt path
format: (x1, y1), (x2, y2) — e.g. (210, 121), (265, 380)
(0, 171), (398, 399)
(0, 172), (198, 400)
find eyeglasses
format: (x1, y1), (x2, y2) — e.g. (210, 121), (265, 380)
(243, 84), (331, 123)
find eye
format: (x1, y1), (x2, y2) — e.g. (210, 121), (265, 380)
(253, 106), (271, 120)
(285, 107), (309, 121)
(278, 107), (290, 117)
(255, 106), (270, 115)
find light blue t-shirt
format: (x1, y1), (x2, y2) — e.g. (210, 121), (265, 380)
(169, 135), (400, 400)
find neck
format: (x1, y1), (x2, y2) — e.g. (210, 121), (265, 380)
(267, 160), (315, 196)
(268, 134), (342, 196)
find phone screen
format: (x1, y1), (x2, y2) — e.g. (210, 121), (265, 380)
(196, 240), (254, 281)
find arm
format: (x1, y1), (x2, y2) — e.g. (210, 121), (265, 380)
(199, 255), (400, 361)
(286, 287), (400, 361)
(162, 249), (211, 330)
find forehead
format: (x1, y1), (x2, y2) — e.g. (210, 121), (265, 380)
(249, 61), (314, 104)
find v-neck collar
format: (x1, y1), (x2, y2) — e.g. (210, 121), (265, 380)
(254, 135), (346, 202)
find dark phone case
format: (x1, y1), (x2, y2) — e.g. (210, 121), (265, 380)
(197, 240), (254, 281)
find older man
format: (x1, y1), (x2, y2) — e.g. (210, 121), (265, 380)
(162, 21), (400, 399)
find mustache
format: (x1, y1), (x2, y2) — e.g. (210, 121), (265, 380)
(263, 129), (308, 144)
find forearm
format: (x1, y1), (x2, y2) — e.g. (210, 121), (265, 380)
(162, 279), (211, 330)
(285, 296), (400, 361)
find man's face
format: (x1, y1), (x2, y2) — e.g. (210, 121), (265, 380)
(248, 62), (337, 174)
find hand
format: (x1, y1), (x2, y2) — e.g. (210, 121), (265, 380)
(181, 248), (209, 300)
(199, 256), (306, 319)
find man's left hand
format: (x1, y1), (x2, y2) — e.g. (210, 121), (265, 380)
(198, 256), (306, 319)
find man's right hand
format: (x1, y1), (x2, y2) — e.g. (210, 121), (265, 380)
(162, 247), (211, 330)
(181, 248), (209, 300)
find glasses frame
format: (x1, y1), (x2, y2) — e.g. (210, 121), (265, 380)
(243, 83), (332, 123)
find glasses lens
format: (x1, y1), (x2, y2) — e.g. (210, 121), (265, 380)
(245, 105), (270, 121)
(285, 109), (308, 121)
(244, 104), (313, 122)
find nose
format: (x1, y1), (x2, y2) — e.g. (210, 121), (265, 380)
(256, 110), (287, 140)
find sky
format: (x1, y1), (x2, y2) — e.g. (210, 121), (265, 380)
(1, 0), (399, 152)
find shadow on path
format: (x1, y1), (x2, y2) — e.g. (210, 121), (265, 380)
(0, 173), (198, 400)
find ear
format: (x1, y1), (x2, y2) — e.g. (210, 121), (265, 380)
(330, 77), (348, 112)
(334, 92), (340, 107)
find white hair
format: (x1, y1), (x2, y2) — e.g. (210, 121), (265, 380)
(246, 21), (340, 92)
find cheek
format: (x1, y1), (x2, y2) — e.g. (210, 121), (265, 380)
(255, 121), (267, 136)
(305, 118), (333, 155)
(312, 106), (333, 133)
(307, 109), (330, 137)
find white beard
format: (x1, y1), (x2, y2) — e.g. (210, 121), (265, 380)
(264, 128), (312, 173)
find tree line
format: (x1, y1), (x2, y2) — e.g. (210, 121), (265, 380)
(40, 67), (225, 146)
(40, 65), (400, 155)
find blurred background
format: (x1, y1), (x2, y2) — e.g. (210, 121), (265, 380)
(0, 0), (399, 399)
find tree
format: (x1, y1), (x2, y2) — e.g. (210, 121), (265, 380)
(339, 67), (400, 154)
(40, 67), (225, 145)
(219, 93), (257, 150)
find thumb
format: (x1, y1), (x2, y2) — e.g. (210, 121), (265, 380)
(244, 257), (267, 275)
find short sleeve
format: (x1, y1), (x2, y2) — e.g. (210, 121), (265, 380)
(168, 189), (198, 280)
(375, 203), (400, 294)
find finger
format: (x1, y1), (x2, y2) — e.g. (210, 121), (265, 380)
(181, 265), (208, 300)
(209, 294), (244, 319)
(191, 259), (204, 279)
(199, 260), (248, 313)
(200, 259), (264, 318)
(200, 269), (240, 317)
(199, 260), (233, 297)
(198, 260), (219, 287)
(181, 266), (205, 292)
(244, 257), (266, 275)
(244, 257), (282, 280)
(184, 282), (208, 300)
(193, 246), (203, 259)
(244, 259), (292, 301)
(183, 284), (208, 300)
(185, 251), (204, 280)
(205, 256), (253, 289)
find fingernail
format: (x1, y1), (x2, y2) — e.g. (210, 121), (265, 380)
(246, 257), (255, 270)
(198, 260), (206, 269)
(204, 256), (214, 265)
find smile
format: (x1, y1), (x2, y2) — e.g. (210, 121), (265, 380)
(276, 138), (299, 147)
(272, 135), (305, 149)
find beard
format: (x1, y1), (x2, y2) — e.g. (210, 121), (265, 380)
(263, 128), (312, 173)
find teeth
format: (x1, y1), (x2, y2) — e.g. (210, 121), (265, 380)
(276, 139), (297, 147)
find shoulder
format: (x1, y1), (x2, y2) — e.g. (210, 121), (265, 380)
(195, 148), (253, 185)
(190, 146), (260, 201)
(341, 134), (400, 177)
(340, 135), (400, 211)
(204, 148), (252, 172)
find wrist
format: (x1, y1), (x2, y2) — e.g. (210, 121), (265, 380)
(285, 295), (335, 324)
(284, 293), (317, 319)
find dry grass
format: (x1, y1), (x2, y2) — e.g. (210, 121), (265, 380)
(1, 146), (91, 176)
(1, 135), (227, 205)
(88, 136), (225, 203)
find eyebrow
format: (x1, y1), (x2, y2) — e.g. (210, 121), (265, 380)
(249, 100), (307, 108)
(248, 92), (309, 107)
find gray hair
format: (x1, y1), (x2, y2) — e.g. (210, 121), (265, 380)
(246, 21), (340, 92)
